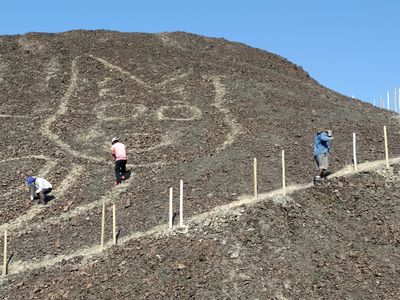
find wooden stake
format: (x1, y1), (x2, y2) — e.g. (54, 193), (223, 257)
(253, 158), (258, 198)
(384, 126), (389, 168)
(179, 180), (183, 228)
(353, 133), (358, 171)
(100, 201), (105, 251)
(169, 187), (173, 229)
(394, 87), (397, 113)
(380, 95), (383, 108)
(112, 204), (117, 245)
(387, 91), (390, 110)
(2, 230), (7, 277)
(282, 150), (286, 196)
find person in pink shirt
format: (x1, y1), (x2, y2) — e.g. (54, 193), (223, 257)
(111, 137), (127, 187)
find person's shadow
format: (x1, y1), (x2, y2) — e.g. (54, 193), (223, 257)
(45, 195), (56, 204)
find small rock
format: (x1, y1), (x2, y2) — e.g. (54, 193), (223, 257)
(54, 239), (61, 249)
(230, 249), (240, 258)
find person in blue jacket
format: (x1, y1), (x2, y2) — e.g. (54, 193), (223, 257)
(313, 130), (333, 181)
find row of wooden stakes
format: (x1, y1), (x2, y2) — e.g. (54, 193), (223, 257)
(252, 126), (391, 198)
(0, 126), (393, 278)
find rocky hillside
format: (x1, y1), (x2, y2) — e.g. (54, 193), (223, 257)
(0, 30), (399, 299)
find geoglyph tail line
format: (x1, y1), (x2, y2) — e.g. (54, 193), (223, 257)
(41, 58), (105, 163)
(0, 156), (54, 201)
(0, 114), (30, 118)
(0, 155), (49, 164)
(208, 76), (243, 152)
(23, 181), (130, 233)
(0, 164), (83, 233)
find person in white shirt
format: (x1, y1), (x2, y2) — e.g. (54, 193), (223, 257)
(26, 176), (53, 205)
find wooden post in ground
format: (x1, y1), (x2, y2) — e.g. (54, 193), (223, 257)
(353, 133), (358, 172)
(380, 95), (383, 108)
(394, 87), (397, 113)
(282, 150), (286, 196)
(384, 126), (389, 169)
(100, 201), (105, 251)
(169, 187), (173, 229)
(253, 158), (258, 198)
(387, 91), (390, 110)
(179, 180), (184, 228)
(2, 230), (7, 277)
(112, 204), (117, 245)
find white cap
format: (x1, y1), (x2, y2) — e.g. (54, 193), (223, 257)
(112, 137), (118, 143)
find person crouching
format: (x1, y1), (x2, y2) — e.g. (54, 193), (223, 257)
(26, 176), (53, 205)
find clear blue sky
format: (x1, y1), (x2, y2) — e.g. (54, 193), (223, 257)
(1, 0), (399, 107)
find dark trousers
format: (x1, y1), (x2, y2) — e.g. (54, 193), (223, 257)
(31, 186), (52, 204)
(115, 160), (127, 184)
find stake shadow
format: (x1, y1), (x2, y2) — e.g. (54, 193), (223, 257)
(116, 228), (122, 242)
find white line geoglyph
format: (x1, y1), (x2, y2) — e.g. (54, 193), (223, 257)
(0, 54), (246, 280)
(41, 55), (241, 166)
(22, 179), (130, 233)
(0, 156), (54, 201)
(208, 76), (243, 152)
(0, 164), (82, 233)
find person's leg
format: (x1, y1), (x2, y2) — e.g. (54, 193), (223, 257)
(43, 188), (52, 203)
(319, 154), (329, 179)
(314, 156), (323, 180)
(121, 160), (127, 180)
(115, 160), (123, 184)
(39, 191), (46, 205)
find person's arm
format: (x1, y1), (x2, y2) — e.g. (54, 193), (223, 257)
(111, 146), (116, 159)
(35, 183), (43, 194)
(320, 133), (333, 141)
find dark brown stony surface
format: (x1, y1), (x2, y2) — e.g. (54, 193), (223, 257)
(0, 30), (399, 299)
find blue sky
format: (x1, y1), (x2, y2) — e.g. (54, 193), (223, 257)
(1, 1), (399, 107)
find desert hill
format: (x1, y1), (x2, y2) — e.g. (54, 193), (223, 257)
(0, 30), (399, 299)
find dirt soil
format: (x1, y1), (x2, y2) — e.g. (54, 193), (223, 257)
(0, 30), (400, 299)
